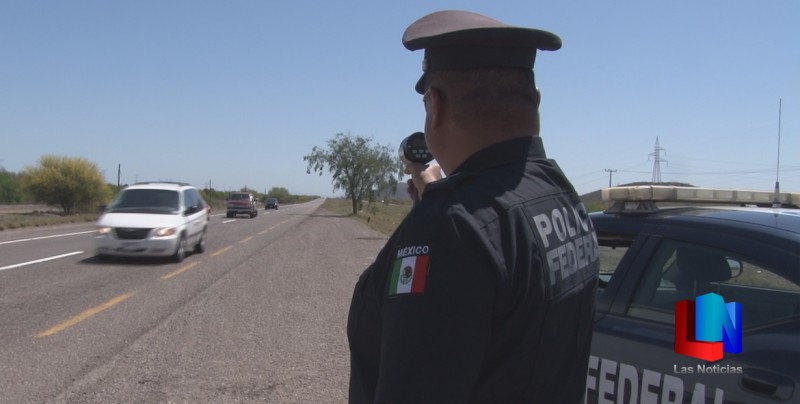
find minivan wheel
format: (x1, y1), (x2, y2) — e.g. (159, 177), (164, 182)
(172, 234), (187, 262)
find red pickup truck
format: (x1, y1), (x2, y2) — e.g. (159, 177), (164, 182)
(225, 192), (258, 218)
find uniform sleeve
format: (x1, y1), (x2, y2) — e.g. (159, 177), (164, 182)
(375, 210), (498, 404)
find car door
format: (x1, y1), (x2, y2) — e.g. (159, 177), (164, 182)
(182, 189), (204, 245)
(590, 224), (799, 403)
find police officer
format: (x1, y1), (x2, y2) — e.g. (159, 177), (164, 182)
(347, 10), (599, 404)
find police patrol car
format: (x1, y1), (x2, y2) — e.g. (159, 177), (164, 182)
(588, 185), (799, 404)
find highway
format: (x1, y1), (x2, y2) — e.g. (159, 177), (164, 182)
(0, 199), (388, 403)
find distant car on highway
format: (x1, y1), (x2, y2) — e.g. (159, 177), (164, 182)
(226, 192), (258, 218)
(266, 198), (279, 210)
(587, 185), (800, 403)
(94, 182), (209, 262)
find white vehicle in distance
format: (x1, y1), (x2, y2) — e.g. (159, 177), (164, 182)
(95, 182), (209, 262)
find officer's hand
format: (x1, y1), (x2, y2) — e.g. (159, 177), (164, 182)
(406, 179), (419, 202)
(404, 162), (443, 200)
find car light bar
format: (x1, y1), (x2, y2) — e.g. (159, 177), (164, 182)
(602, 185), (800, 205)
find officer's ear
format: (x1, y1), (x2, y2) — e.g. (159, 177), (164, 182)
(424, 87), (444, 129)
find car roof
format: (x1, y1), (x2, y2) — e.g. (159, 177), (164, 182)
(592, 205), (800, 234)
(591, 185), (800, 246)
(124, 182), (194, 191)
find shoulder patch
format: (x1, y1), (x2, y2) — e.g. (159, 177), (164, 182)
(389, 246), (430, 296)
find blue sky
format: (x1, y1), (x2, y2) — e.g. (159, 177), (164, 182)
(2, 1), (798, 197)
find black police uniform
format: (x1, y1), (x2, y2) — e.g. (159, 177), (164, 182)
(347, 136), (600, 404)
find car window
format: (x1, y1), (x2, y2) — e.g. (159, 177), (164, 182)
(109, 189), (180, 214)
(183, 189), (197, 211)
(597, 233), (634, 292)
(230, 193), (249, 200)
(627, 239), (800, 328)
(190, 189), (205, 208)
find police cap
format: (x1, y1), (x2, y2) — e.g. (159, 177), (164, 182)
(403, 10), (561, 94)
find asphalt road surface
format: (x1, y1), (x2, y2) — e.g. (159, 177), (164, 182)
(0, 199), (389, 403)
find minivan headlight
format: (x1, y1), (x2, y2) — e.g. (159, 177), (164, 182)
(154, 227), (178, 237)
(97, 227), (112, 235)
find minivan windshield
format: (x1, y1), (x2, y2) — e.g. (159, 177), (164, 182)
(108, 189), (180, 214)
(229, 193), (250, 200)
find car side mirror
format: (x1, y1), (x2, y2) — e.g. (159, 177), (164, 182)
(727, 258), (744, 278)
(598, 273), (612, 289)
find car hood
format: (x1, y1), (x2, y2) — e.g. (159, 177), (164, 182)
(97, 212), (185, 228)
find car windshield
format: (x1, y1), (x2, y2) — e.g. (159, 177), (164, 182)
(230, 194), (250, 200)
(108, 189), (180, 214)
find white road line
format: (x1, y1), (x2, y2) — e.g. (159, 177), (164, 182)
(0, 251), (85, 272)
(0, 230), (96, 246)
(222, 219), (237, 224)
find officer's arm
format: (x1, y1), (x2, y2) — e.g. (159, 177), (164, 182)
(375, 213), (496, 403)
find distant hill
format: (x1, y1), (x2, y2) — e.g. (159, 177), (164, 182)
(388, 182), (409, 200)
(580, 189), (604, 203)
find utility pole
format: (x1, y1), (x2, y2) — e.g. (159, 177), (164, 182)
(604, 169), (617, 187)
(773, 98), (782, 208)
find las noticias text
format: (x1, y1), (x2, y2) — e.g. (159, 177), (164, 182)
(672, 364), (743, 374)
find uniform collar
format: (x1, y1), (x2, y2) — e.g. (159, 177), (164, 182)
(450, 136), (547, 175)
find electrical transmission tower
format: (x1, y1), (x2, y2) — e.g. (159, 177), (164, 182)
(648, 137), (668, 183)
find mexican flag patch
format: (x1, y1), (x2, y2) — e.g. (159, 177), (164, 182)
(389, 254), (429, 296)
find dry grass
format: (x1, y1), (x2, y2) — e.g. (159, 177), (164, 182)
(0, 206), (100, 231)
(322, 195), (601, 237)
(322, 198), (412, 236)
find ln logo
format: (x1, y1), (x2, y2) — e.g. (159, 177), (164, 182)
(675, 293), (742, 361)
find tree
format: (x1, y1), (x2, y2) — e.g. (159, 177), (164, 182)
(266, 187), (291, 202)
(0, 169), (24, 204)
(305, 133), (403, 214)
(21, 155), (110, 214)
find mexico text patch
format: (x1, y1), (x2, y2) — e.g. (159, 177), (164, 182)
(389, 247), (430, 296)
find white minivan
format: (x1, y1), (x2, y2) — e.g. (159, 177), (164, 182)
(95, 182), (209, 262)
